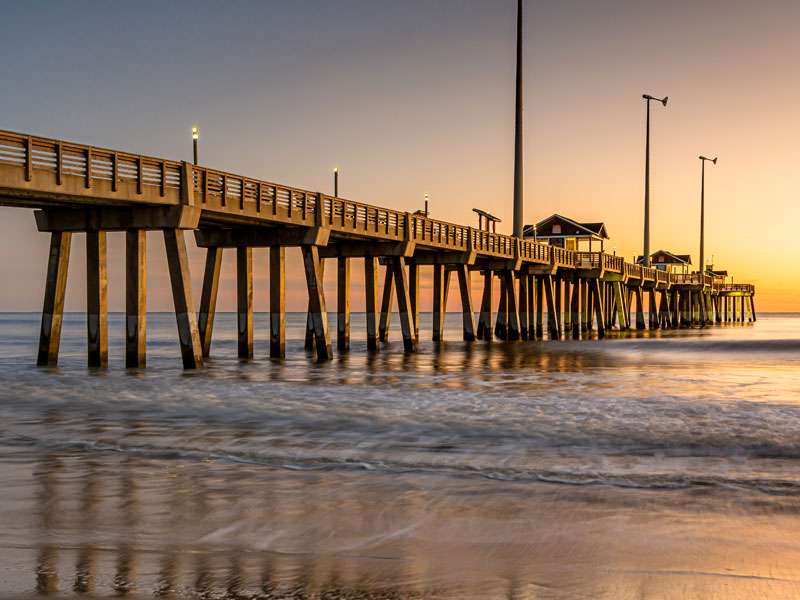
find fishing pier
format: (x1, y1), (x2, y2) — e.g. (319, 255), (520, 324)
(0, 130), (756, 369)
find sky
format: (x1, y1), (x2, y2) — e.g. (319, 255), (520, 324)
(0, 0), (797, 312)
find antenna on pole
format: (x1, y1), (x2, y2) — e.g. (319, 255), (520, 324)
(512, 0), (524, 238)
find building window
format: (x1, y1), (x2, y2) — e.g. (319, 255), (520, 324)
(552, 224), (561, 234)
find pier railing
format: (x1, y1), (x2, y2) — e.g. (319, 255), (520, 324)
(0, 129), (754, 293)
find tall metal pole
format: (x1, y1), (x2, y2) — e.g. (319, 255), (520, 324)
(643, 102), (650, 265)
(699, 158), (705, 274)
(641, 94), (667, 266)
(698, 155), (717, 275)
(334, 168), (338, 197)
(512, 0), (524, 238)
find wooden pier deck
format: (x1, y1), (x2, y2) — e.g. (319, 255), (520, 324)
(0, 129), (756, 368)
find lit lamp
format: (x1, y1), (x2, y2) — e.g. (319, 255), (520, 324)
(333, 167), (338, 197)
(192, 127), (199, 165)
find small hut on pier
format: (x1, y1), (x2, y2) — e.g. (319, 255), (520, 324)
(637, 250), (692, 274)
(523, 214), (609, 252)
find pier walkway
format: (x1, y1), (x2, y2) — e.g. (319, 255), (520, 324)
(0, 129), (756, 368)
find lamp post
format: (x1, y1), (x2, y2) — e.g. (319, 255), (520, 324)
(641, 94), (668, 266)
(699, 155), (717, 275)
(512, 0), (524, 238)
(424, 193), (429, 217)
(192, 127), (199, 165)
(333, 167), (339, 197)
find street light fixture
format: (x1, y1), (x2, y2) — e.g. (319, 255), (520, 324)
(192, 127), (199, 165)
(641, 94), (668, 266)
(699, 155), (717, 275)
(333, 167), (339, 197)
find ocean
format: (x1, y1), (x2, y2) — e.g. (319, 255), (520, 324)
(0, 312), (798, 599)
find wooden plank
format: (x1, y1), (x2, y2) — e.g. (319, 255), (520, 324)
(378, 265), (394, 342)
(364, 256), (379, 350)
(236, 246), (253, 359)
(456, 264), (476, 341)
(125, 230), (146, 368)
(301, 245), (332, 360)
(269, 246), (286, 358)
(37, 232), (72, 366)
(164, 229), (203, 368)
(337, 256), (351, 352)
(197, 247), (223, 358)
(391, 257), (416, 352)
(86, 231), (108, 368)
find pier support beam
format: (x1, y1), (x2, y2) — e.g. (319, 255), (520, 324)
(648, 289), (658, 329)
(409, 262), (420, 342)
(364, 257), (380, 350)
(305, 259), (325, 351)
(301, 245), (332, 361)
(164, 229), (203, 369)
(571, 277), (582, 338)
(456, 265), (476, 341)
(504, 272), (521, 341)
(535, 277), (544, 339)
(269, 246), (286, 358)
(477, 270), (493, 341)
(613, 281), (627, 331)
(750, 295), (757, 322)
(563, 279), (572, 333)
(86, 231), (108, 368)
(591, 279), (605, 337)
(37, 232), (72, 367)
(236, 247), (254, 359)
(518, 273), (529, 341)
(634, 287), (646, 330)
(390, 257), (416, 352)
(198, 247), (222, 358)
(495, 274), (508, 340)
(337, 257), (351, 352)
(378, 266), (394, 342)
(543, 275), (559, 339)
(431, 264), (447, 342)
(125, 230), (147, 368)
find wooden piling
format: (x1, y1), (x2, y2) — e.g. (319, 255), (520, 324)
(337, 256), (351, 352)
(591, 279), (605, 337)
(477, 270), (493, 341)
(378, 265), (394, 342)
(543, 275), (559, 339)
(750, 294), (757, 322)
(198, 247), (222, 358)
(505, 272), (521, 341)
(535, 276), (544, 339)
(364, 256), (379, 350)
(648, 289), (658, 329)
(86, 231), (108, 368)
(554, 276), (564, 338)
(409, 262), (419, 342)
(391, 257), (416, 352)
(518, 273), (529, 341)
(269, 246), (286, 358)
(571, 277), (582, 338)
(433, 264), (447, 342)
(613, 281), (627, 331)
(164, 229), (203, 369)
(456, 265), (476, 342)
(236, 246), (253, 359)
(125, 230), (146, 368)
(495, 275), (508, 340)
(37, 231), (72, 367)
(301, 245), (332, 360)
(563, 279), (572, 332)
(305, 258), (325, 350)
